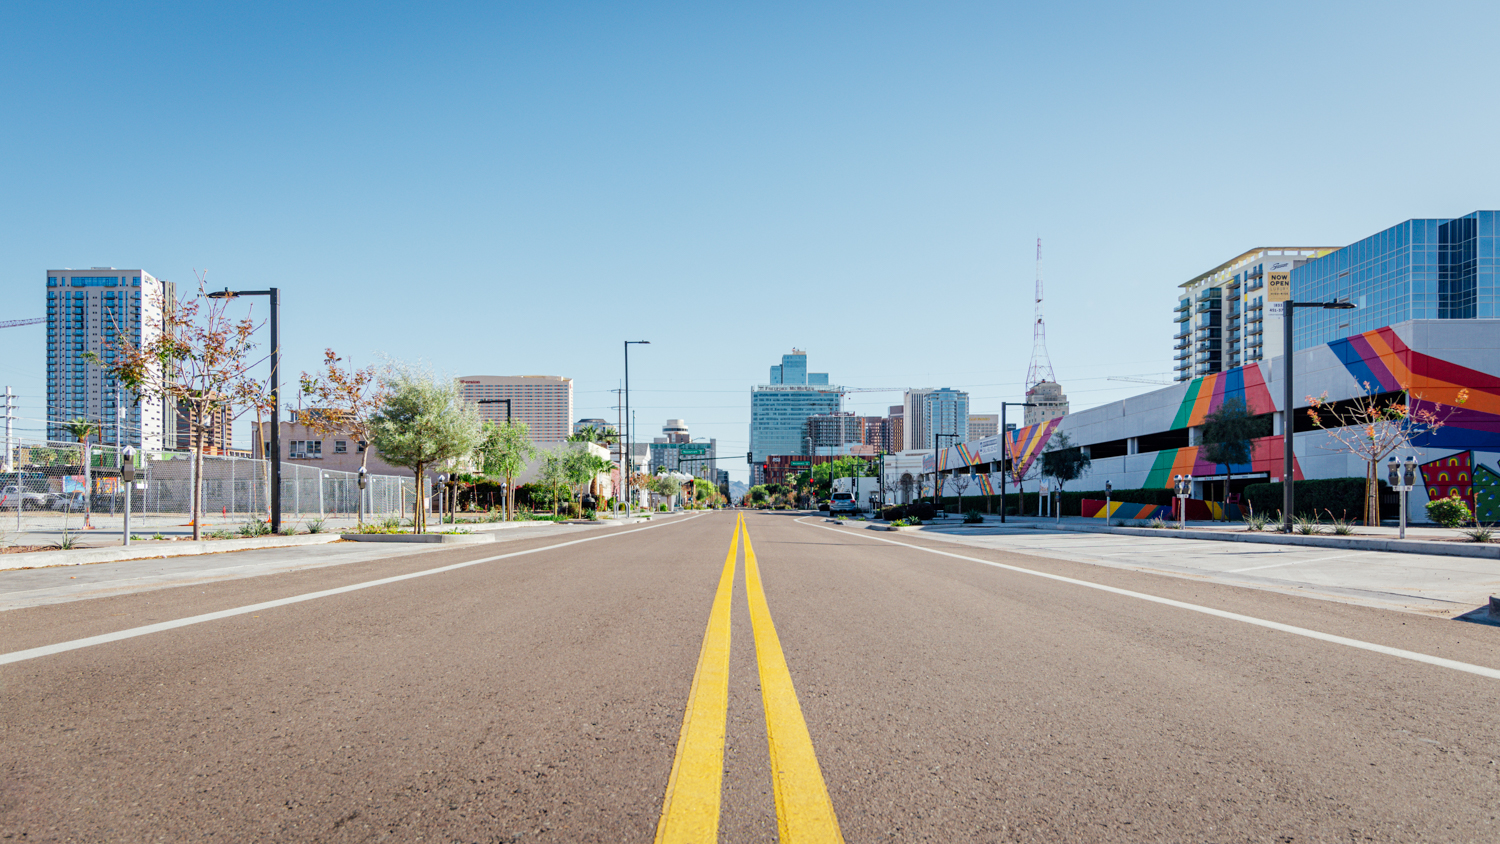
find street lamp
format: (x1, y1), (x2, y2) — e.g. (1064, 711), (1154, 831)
(1280, 298), (1357, 533)
(933, 433), (958, 515)
(624, 341), (649, 514)
(206, 286), (282, 532)
(999, 402), (1039, 524)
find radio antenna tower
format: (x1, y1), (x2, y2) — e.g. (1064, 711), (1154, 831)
(1025, 238), (1057, 392)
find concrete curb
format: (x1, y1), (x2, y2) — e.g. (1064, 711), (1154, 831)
(0, 533), (343, 571)
(339, 533), (495, 544)
(933, 521), (1500, 560)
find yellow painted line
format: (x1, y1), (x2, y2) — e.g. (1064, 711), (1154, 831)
(740, 519), (845, 843)
(655, 514), (741, 843)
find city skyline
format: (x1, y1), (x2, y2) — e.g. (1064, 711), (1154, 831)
(4, 4), (1500, 483)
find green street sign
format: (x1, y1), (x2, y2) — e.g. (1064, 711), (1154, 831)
(680, 447), (706, 455)
(790, 460), (810, 466)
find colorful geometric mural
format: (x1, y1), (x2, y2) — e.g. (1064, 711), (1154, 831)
(1328, 327), (1500, 450)
(1170, 364), (1276, 430)
(1421, 451), (1474, 513)
(1081, 499), (1238, 521)
(1141, 435), (1302, 489)
(1474, 464), (1500, 524)
(1005, 418), (1061, 479)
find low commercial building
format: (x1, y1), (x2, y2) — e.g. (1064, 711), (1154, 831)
(923, 319), (1499, 522)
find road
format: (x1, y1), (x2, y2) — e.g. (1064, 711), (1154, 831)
(3, 511), (1498, 841)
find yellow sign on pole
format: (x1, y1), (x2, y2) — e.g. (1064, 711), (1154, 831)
(1267, 271), (1290, 302)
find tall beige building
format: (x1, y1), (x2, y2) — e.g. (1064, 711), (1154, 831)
(1024, 381), (1069, 427)
(968, 414), (999, 438)
(457, 375), (573, 443)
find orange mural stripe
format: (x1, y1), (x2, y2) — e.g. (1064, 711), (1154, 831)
(1189, 374), (1218, 427)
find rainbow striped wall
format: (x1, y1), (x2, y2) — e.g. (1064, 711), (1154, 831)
(1005, 418), (1061, 478)
(1170, 364), (1276, 430)
(1140, 435), (1302, 489)
(1328, 327), (1500, 450)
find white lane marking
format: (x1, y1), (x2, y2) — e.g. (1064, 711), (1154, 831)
(1, 514), (704, 667)
(797, 519), (1500, 681)
(1228, 552), (1368, 573)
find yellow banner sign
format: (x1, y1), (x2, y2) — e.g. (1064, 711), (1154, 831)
(1267, 271), (1290, 302)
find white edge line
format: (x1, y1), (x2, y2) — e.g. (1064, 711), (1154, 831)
(1, 514), (703, 667)
(795, 518), (1500, 681)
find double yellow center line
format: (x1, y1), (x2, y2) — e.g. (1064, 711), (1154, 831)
(655, 514), (844, 843)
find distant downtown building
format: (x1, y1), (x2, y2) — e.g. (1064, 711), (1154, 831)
(1173, 247), (1337, 382)
(457, 375), (573, 443)
(902, 388), (969, 451)
(805, 411), (863, 455)
(968, 414), (999, 439)
(573, 418), (611, 434)
(46, 268), (174, 449)
(749, 350), (840, 483)
(650, 419), (716, 480)
(1024, 381), (1070, 427)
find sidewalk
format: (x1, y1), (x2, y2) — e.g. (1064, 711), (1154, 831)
(848, 515), (1500, 618)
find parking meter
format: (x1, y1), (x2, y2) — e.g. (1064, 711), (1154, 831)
(121, 446), (136, 546)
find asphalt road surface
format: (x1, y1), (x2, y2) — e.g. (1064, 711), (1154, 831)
(3, 511), (1498, 842)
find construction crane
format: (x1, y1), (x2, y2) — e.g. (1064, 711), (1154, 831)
(1108, 374), (1175, 386)
(0, 318), (44, 330)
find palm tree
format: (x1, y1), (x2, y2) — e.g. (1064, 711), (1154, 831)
(63, 417), (100, 528)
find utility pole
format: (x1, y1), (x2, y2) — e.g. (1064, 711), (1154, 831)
(3, 386), (13, 473)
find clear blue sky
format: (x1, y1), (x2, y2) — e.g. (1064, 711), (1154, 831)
(4, 1), (1498, 482)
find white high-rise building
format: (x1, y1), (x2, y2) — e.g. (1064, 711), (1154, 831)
(1173, 247), (1338, 381)
(457, 375), (573, 443)
(46, 269), (174, 449)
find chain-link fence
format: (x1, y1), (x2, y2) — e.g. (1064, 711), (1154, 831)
(1, 438), (423, 541)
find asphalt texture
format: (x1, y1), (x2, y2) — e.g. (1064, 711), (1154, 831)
(3, 511), (1498, 842)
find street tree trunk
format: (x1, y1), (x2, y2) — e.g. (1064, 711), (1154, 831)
(191, 437), (204, 540)
(1366, 461), (1379, 526)
(413, 461), (425, 533)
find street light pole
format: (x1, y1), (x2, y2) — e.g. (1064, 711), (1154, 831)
(1280, 298), (1356, 533)
(624, 341), (649, 514)
(207, 287), (281, 532)
(999, 402), (1039, 524)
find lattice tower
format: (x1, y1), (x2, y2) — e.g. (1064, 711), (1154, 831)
(1026, 237), (1056, 392)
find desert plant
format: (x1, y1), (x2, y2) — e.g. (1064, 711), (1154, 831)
(963, 509), (983, 524)
(1459, 523), (1495, 543)
(1146, 517), (1168, 529)
(1325, 510), (1356, 535)
(55, 531), (80, 550)
(1426, 493), (1473, 529)
(1293, 515), (1325, 535)
(207, 529), (234, 539)
(1242, 511), (1271, 531)
(279, 525), (297, 536)
(239, 519), (272, 537)
(151, 532), (165, 541)
(306, 517), (327, 534)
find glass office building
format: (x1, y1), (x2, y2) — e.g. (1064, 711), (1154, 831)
(1293, 211), (1499, 350)
(750, 351), (840, 472)
(45, 269), (174, 448)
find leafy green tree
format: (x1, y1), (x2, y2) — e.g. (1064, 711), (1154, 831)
(567, 425), (618, 447)
(1198, 397), (1270, 512)
(564, 448), (612, 504)
(536, 447), (570, 515)
(369, 362), (485, 533)
(1041, 432), (1092, 493)
(807, 456), (875, 498)
(478, 420), (535, 520)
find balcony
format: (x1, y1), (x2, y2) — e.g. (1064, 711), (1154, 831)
(1174, 327), (1192, 340)
(1174, 300), (1191, 313)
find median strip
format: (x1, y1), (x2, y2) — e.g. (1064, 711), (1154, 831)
(655, 515), (740, 844)
(741, 519), (846, 843)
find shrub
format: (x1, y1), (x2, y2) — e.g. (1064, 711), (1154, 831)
(1426, 495), (1472, 528)
(882, 506), (908, 521)
(1460, 524), (1494, 542)
(909, 502), (936, 521)
(963, 510), (983, 523)
(306, 517), (327, 534)
(238, 520), (272, 537)
(1243, 478), (1390, 524)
